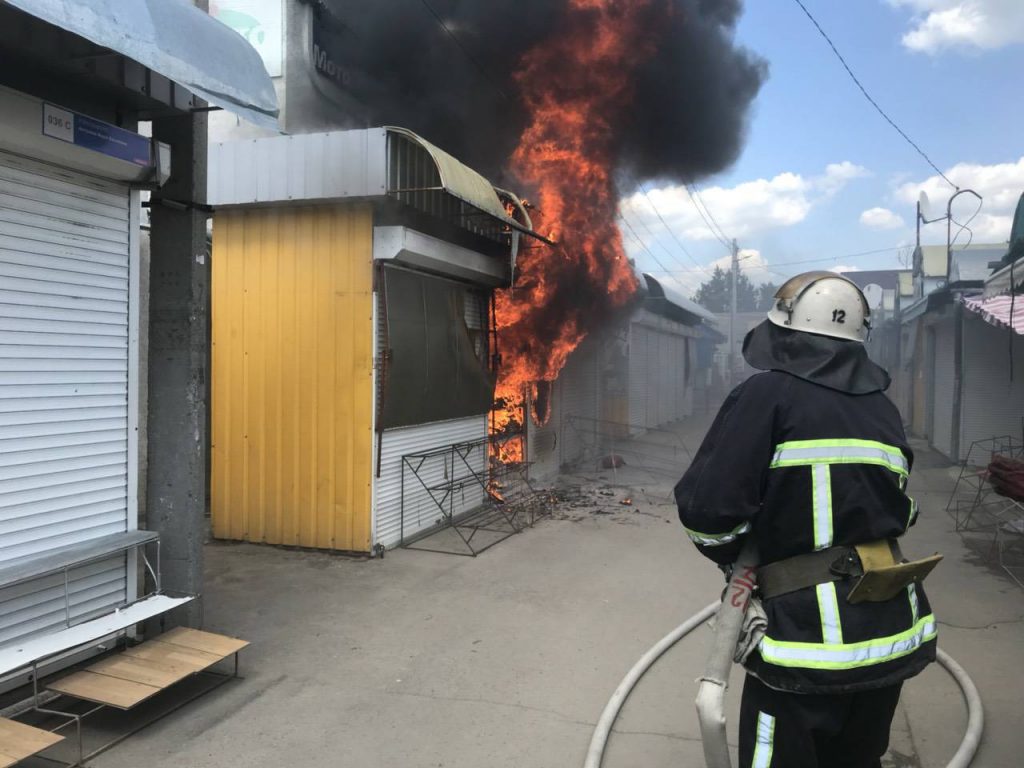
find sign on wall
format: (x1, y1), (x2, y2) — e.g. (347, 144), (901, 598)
(211, 0), (284, 78)
(42, 103), (151, 167)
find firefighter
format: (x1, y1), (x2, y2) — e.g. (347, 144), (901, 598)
(677, 272), (938, 768)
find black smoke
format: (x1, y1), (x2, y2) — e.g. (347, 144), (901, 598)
(313, 0), (766, 188)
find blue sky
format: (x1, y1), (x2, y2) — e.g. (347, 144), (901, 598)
(621, 0), (1024, 292)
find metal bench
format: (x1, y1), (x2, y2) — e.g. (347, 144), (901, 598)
(0, 530), (193, 766)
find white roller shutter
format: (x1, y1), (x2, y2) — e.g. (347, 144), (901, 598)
(960, 316), (1024, 460)
(931, 319), (956, 459)
(629, 324), (648, 434)
(0, 151), (131, 645)
(373, 416), (488, 548)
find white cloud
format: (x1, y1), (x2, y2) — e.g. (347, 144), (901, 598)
(860, 207), (907, 230)
(891, 0), (1024, 52)
(620, 161), (869, 243)
(895, 156), (1024, 242)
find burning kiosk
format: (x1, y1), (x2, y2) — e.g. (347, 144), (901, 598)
(524, 272), (719, 481)
(207, 128), (541, 554)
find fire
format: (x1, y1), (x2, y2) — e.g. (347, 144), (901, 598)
(491, 0), (658, 462)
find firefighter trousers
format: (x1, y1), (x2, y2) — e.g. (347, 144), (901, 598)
(738, 673), (903, 768)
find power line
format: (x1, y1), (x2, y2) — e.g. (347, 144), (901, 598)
(414, 0), (513, 104)
(644, 244), (909, 275)
(791, 0), (957, 190)
(682, 179), (733, 250)
(618, 214), (675, 275)
(634, 182), (714, 274)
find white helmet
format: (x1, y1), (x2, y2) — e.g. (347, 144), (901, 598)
(767, 271), (871, 343)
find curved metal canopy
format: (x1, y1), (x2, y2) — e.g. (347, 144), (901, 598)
(642, 273), (718, 323)
(385, 126), (511, 223)
(5, 0), (279, 129)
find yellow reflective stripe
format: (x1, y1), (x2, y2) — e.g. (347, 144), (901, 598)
(816, 582), (843, 645)
(752, 711), (775, 768)
(684, 521), (751, 547)
(759, 615), (936, 670)
(776, 438), (904, 452)
(812, 464), (832, 550)
(908, 583), (919, 624)
(770, 439), (909, 476)
(908, 496), (919, 527)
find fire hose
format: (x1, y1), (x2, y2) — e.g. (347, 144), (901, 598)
(583, 543), (984, 768)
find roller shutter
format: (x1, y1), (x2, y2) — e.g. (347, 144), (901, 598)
(0, 151), (131, 645)
(931, 319), (956, 459)
(959, 316), (1024, 461)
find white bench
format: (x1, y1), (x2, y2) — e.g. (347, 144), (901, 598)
(0, 530), (194, 766)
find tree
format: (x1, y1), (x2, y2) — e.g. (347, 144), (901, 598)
(693, 266), (763, 312)
(755, 281), (779, 312)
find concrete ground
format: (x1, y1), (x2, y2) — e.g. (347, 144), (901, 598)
(88, 417), (1023, 768)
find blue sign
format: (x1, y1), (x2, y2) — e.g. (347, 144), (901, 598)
(43, 103), (152, 168)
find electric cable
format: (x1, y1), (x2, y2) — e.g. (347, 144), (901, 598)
(644, 245), (909, 276)
(791, 0), (957, 191)
(636, 182), (717, 271)
(413, 0), (513, 104)
(618, 214), (675, 276)
(950, 196), (983, 251)
(682, 178), (733, 251)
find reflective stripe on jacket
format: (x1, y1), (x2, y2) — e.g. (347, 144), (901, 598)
(675, 371), (936, 694)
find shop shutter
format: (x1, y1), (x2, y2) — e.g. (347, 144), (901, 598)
(628, 324), (648, 434)
(959, 316), (1024, 461)
(0, 151), (131, 645)
(931, 320), (956, 459)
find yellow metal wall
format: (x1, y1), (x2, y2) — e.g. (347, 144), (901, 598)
(211, 204), (374, 552)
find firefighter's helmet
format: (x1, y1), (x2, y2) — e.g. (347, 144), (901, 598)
(767, 271), (871, 343)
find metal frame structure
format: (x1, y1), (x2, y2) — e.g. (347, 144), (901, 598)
(399, 434), (548, 556)
(564, 415), (694, 479)
(946, 435), (1024, 531)
(21, 648), (241, 768)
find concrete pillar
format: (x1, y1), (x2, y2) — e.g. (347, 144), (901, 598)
(147, 110), (209, 628)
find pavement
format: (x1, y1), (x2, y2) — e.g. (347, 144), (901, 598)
(84, 414), (1024, 768)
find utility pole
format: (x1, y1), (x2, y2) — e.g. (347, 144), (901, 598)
(729, 238), (739, 390)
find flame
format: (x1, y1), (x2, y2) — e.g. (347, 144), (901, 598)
(491, 0), (657, 462)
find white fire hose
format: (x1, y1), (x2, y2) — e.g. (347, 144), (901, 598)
(583, 546), (984, 768)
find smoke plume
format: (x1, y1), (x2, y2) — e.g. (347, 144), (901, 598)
(315, 0), (767, 188)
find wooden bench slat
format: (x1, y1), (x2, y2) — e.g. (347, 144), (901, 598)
(121, 640), (221, 672)
(48, 670), (161, 710)
(0, 717), (63, 760)
(87, 654), (191, 689)
(158, 627), (249, 658)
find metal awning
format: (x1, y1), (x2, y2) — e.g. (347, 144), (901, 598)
(4, 0), (278, 129)
(386, 127), (509, 223)
(642, 273), (718, 323)
(962, 294), (1024, 336)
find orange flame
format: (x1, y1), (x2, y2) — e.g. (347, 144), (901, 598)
(491, 0), (657, 461)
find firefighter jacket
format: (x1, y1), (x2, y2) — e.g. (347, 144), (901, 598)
(676, 322), (936, 694)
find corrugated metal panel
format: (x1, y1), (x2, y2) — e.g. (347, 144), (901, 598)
(556, 341), (599, 468)
(527, 383), (561, 484)
(208, 130), (388, 207)
(959, 316), (1024, 459)
(931, 320), (956, 458)
(628, 324), (648, 435)
(373, 415), (487, 548)
(0, 150), (130, 645)
(211, 204), (375, 552)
